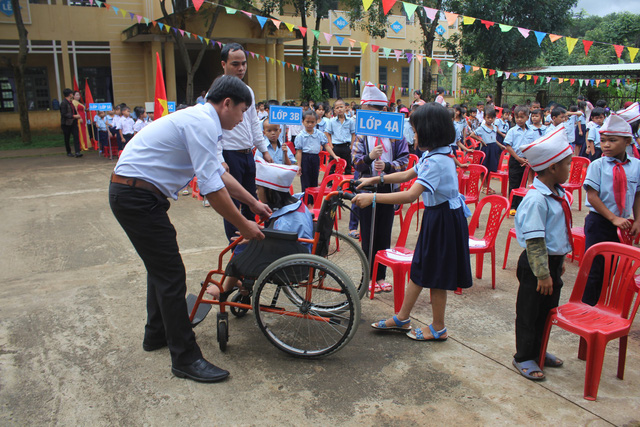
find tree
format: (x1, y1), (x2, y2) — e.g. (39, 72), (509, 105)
(2, 0), (31, 143)
(442, 0), (577, 105)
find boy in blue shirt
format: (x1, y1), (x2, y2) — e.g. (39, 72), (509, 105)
(325, 99), (355, 173)
(582, 114), (640, 306)
(585, 107), (606, 161)
(256, 118), (296, 165)
(513, 129), (574, 381)
(504, 106), (535, 213)
(94, 110), (110, 154)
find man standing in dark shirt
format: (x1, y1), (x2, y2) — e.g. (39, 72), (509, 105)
(60, 88), (82, 157)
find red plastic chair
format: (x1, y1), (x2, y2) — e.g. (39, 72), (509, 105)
(308, 173), (343, 218)
(468, 150), (486, 165)
(504, 192), (574, 269)
(459, 164), (488, 210)
(467, 195), (510, 289)
(539, 242), (640, 400)
(561, 156), (590, 211)
(305, 158), (346, 205)
(488, 150), (510, 197)
(318, 151), (330, 174)
(370, 202), (424, 313)
(394, 154), (421, 225)
(103, 135), (119, 158)
(508, 164), (533, 210)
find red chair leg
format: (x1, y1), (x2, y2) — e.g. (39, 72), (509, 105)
(584, 337), (606, 401)
(617, 335), (628, 380)
(578, 188), (582, 211)
(475, 253), (484, 279)
(538, 317), (554, 372)
(491, 248), (496, 289)
(578, 337), (587, 360)
(369, 259), (380, 300)
(392, 266), (406, 314)
(503, 232), (513, 269)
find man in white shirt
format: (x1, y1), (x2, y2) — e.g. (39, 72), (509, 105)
(218, 43), (274, 242)
(110, 75), (271, 384)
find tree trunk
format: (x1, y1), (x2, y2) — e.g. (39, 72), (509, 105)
(495, 75), (504, 106)
(417, 0), (443, 101)
(11, 0), (31, 143)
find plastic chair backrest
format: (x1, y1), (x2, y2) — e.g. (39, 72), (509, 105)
(568, 156), (591, 185)
(570, 242), (640, 321)
(618, 219), (635, 245)
(396, 201), (425, 247)
(469, 195), (510, 244)
(469, 150), (486, 165)
(326, 158), (347, 176)
(313, 173), (343, 210)
(318, 151), (330, 171)
(519, 164), (532, 188)
(497, 150), (510, 172)
(464, 164), (488, 198)
(408, 154), (419, 169)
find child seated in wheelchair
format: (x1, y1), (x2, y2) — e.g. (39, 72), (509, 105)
(207, 159), (314, 299)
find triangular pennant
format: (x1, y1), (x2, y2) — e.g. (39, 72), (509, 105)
(383, 47), (392, 58)
(216, 41), (222, 48)
(444, 12), (458, 26)
(323, 32), (332, 44)
(480, 20), (494, 29)
(498, 24), (512, 32)
(143, 17), (150, 25)
(546, 76), (551, 83)
(406, 52), (413, 63)
(629, 47), (639, 62)
(534, 31), (546, 46)
(128, 12), (135, 20)
(496, 70), (503, 77)
(533, 75), (539, 84)
(241, 11), (252, 18)
(299, 26), (307, 37)
(402, 2), (418, 19)
(256, 16), (268, 29)
(489, 69), (495, 76)
(349, 39), (356, 48)
(172, 27), (178, 34)
(285, 22), (295, 32)
(559, 78), (564, 84)
(363, 0), (374, 11)
(548, 34), (562, 43)
(481, 68), (487, 77)
(312, 30), (321, 40)
(112, 6), (119, 14)
(517, 27), (530, 38)
(614, 45), (624, 58)
(606, 79), (611, 87)
(157, 22), (164, 30)
(120, 8), (128, 18)
(393, 49), (402, 61)
(184, 31), (190, 38)
(566, 37), (578, 54)
(360, 41), (368, 51)
(198, 36), (204, 43)
(423, 7), (438, 21)
(382, 0), (396, 15)
(505, 72), (511, 79)
(192, 0), (204, 11)
(472, 66), (479, 72)
(434, 58), (441, 67)
(425, 56), (432, 65)
(104, 2), (110, 9)
(596, 79), (600, 87)
(371, 45), (380, 52)
(336, 36), (344, 45)
(179, 29), (185, 36)
(225, 7), (236, 14)
(136, 15), (142, 23)
(583, 40), (593, 55)
(463, 16), (475, 25)
(271, 18), (281, 28)
(526, 75), (531, 81)
(416, 54), (423, 64)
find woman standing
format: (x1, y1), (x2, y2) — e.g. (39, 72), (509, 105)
(72, 91), (89, 151)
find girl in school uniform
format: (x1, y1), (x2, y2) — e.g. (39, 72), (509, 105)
(315, 102), (330, 134)
(294, 110), (339, 197)
(470, 107), (504, 193)
(353, 102), (472, 341)
(495, 105), (512, 144)
(133, 106), (148, 134)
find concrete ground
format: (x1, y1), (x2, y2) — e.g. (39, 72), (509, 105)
(0, 148), (639, 426)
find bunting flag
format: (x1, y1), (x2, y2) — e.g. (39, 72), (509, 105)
(285, 22), (294, 31)
(566, 37), (578, 54)
(362, 0), (374, 11)
(256, 16), (268, 29)
(336, 36), (344, 45)
(402, 2), (418, 19)
(382, 0), (396, 15)
(323, 32), (332, 44)
(154, 52), (169, 119)
(629, 47), (639, 62)
(614, 45), (624, 58)
(463, 16), (475, 25)
(360, 41), (368, 51)
(548, 34), (562, 43)
(517, 27), (529, 38)
(192, 0), (203, 11)
(583, 40), (593, 55)
(423, 7), (437, 21)
(534, 31), (546, 46)
(444, 12), (458, 26)
(480, 20), (494, 29)
(299, 26), (307, 37)
(498, 24), (512, 32)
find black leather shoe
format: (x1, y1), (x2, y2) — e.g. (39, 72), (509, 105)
(142, 341), (167, 352)
(171, 358), (230, 383)
(67, 153), (74, 157)
(75, 152), (83, 157)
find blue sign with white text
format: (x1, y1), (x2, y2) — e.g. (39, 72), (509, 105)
(88, 103), (113, 111)
(269, 106), (303, 125)
(355, 110), (404, 139)
(168, 102), (176, 113)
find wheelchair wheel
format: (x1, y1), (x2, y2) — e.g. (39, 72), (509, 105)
(217, 313), (229, 352)
(252, 254), (360, 358)
(230, 292), (250, 318)
(326, 230), (369, 300)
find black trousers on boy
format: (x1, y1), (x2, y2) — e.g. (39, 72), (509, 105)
(508, 156), (526, 211)
(582, 212), (619, 306)
(109, 183), (203, 367)
(514, 251), (564, 363)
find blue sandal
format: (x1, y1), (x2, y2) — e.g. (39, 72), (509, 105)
(513, 359), (545, 381)
(371, 315), (411, 331)
(542, 352), (564, 368)
(407, 324), (448, 341)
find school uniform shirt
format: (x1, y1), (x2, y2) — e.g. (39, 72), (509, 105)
(583, 156), (640, 218)
(404, 118), (415, 147)
(495, 118), (511, 136)
(476, 110), (484, 123)
(114, 102), (226, 200)
(587, 124), (602, 148)
(316, 117), (329, 133)
(257, 110), (269, 120)
(113, 115), (122, 130)
(515, 177), (572, 256)
(269, 195), (314, 251)
(294, 129), (328, 154)
(94, 116), (108, 132)
(255, 140), (297, 165)
(564, 116), (577, 143)
(133, 119), (147, 133)
(414, 147), (466, 210)
(504, 125), (535, 157)
(474, 123), (498, 144)
(453, 119), (466, 143)
(120, 117), (135, 135)
(105, 115), (114, 127)
(326, 116), (355, 145)
(529, 124), (547, 138)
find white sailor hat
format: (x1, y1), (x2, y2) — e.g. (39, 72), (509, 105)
(599, 113), (633, 137)
(360, 82), (388, 106)
(616, 102), (640, 124)
(255, 158), (299, 192)
(520, 127), (572, 171)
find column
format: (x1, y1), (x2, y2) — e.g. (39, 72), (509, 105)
(265, 42), (277, 101)
(275, 42), (286, 102)
(60, 39), (72, 89)
(359, 38), (379, 86)
(164, 41), (177, 103)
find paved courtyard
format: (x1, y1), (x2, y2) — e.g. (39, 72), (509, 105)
(0, 148), (638, 426)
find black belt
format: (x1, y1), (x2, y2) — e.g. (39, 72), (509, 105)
(224, 148), (252, 154)
(110, 173), (165, 197)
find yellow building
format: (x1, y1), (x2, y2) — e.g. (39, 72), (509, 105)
(0, 0), (460, 130)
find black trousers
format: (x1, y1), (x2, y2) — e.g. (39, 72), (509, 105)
(515, 251), (564, 363)
(508, 156), (526, 210)
(300, 152), (320, 200)
(332, 143), (352, 173)
(582, 212), (619, 305)
(222, 150), (258, 243)
(61, 123), (80, 154)
(359, 184), (394, 281)
(109, 183), (202, 366)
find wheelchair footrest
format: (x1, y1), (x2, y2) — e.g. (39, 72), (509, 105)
(186, 293), (212, 327)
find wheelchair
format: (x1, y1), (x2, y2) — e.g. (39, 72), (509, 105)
(187, 181), (369, 358)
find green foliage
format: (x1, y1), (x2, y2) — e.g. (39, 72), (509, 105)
(0, 131), (63, 151)
(300, 56), (329, 102)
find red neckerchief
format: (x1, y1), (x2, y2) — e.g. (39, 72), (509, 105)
(613, 156), (630, 215)
(550, 191), (574, 252)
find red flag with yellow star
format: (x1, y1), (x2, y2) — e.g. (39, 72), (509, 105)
(154, 52), (168, 118)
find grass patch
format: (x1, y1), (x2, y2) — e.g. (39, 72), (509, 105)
(0, 131), (65, 151)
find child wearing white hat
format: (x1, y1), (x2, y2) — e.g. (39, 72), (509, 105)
(616, 102), (640, 158)
(582, 114), (640, 306)
(513, 127), (573, 381)
(207, 159), (314, 299)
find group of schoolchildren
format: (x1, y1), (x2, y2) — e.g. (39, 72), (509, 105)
(207, 83), (640, 385)
(91, 104), (151, 155)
